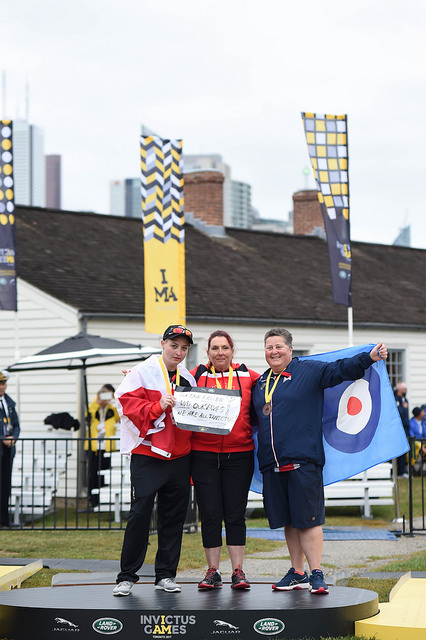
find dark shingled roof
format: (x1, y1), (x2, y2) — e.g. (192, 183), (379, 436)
(15, 205), (426, 329)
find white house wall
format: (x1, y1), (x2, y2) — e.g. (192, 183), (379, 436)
(2, 280), (425, 433)
(2, 280), (80, 429)
(86, 318), (426, 410)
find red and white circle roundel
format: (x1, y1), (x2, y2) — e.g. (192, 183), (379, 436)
(336, 379), (372, 435)
(323, 369), (381, 453)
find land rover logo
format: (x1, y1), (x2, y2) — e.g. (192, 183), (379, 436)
(92, 618), (123, 634)
(253, 618), (285, 635)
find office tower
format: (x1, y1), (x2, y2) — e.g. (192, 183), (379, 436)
(393, 225), (411, 247)
(110, 180), (125, 216)
(45, 154), (61, 209)
(125, 178), (141, 218)
(231, 180), (252, 228)
(12, 119), (45, 207)
(109, 178), (141, 218)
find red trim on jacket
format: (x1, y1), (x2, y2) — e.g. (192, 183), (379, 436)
(190, 363), (260, 453)
(120, 386), (192, 460)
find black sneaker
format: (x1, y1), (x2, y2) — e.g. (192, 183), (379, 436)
(272, 568), (310, 591)
(198, 567), (222, 590)
(231, 565), (250, 589)
(309, 569), (329, 594)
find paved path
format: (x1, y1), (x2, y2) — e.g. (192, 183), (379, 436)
(178, 524), (426, 585)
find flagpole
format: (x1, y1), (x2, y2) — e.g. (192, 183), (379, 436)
(347, 306), (353, 347)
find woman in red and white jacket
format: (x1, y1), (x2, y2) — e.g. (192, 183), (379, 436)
(191, 330), (259, 591)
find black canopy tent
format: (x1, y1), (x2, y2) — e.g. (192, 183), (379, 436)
(7, 332), (161, 496)
(7, 331), (160, 416)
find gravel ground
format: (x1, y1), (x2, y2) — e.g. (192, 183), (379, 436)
(177, 519), (426, 585)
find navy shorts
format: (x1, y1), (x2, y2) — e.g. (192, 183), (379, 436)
(263, 463), (325, 530)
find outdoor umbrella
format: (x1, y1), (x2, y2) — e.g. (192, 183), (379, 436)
(7, 332), (161, 496)
(7, 331), (161, 414)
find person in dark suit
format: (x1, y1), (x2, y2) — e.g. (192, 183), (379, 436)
(394, 381), (409, 477)
(0, 370), (20, 527)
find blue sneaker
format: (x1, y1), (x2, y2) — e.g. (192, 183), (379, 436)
(272, 568), (309, 591)
(309, 569), (329, 594)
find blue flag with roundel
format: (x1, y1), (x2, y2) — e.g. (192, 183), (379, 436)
(301, 344), (409, 485)
(250, 344), (409, 492)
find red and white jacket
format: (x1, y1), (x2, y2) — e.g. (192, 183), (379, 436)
(190, 363), (260, 453)
(116, 354), (195, 460)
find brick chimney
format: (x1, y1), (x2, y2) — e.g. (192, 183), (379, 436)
(293, 190), (325, 237)
(184, 170), (224, 227)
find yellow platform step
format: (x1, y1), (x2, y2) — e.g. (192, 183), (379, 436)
(356, 573), (426, 640)
(0, 561), (43, 591)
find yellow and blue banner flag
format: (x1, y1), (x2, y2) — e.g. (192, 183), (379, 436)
(140, 136), (185, 334)
(301, 112), (351, 307)
(0, 120), (17, 311)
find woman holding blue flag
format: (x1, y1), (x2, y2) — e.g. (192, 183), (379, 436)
(251, 328), (387, 595)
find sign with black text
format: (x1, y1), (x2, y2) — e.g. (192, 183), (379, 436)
(173, 386), (241, 435)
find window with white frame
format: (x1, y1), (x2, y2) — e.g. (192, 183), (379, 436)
(185, 343), (198, 371)
(385, 349), (405, 390)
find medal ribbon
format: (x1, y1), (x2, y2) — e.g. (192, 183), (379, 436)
(210, 366), (233, 390)
(264, 369), (286, 404)
(159, 356), (180, 394)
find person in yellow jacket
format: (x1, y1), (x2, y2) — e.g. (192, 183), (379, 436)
(85, 384), (120, 507)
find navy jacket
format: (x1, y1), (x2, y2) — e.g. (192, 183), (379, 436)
(394, 392), (409, 435)
(1, 393), (20, 441)
(252, 351), (374, 473)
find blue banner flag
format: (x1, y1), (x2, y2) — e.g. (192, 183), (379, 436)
(250, 344), (409, 492)
(0, 120), (17, 311)
(301, 344), (409, 485)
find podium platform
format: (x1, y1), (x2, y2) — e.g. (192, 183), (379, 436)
(356, 573), (426, 640)
(0, 578), (378, 640)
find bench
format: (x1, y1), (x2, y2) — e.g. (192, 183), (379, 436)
(92, 454), (132, 522)
(324, 463), (394, 518)
(10, 436), (70, 524)
(10, 488), (55, 522)
(92, 453), (198, 532)
(246, 463), (395, 519)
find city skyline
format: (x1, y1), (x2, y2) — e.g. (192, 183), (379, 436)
(1, 1), (426, 248)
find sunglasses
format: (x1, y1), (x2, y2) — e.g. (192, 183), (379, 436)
(171, 327), (192, 338)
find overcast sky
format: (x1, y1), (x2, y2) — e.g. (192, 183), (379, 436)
(2, 0), (426, 248)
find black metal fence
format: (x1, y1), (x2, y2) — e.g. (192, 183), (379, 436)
(408, 436), (426, 534)
(6, 437), (198, 531)
(5, 435), (425, 533)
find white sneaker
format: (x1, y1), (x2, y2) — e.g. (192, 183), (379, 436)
(155, 577), (181, 592)
(113, 580), (134, 596)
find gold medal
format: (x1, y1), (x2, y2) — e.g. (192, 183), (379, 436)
(262, 402), (272, 416)
(262, 368), (290, 417)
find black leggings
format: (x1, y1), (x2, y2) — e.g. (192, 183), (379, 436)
(191, 450), (254, 548)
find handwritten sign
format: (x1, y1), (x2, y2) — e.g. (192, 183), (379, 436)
(172, 386), (242, 434)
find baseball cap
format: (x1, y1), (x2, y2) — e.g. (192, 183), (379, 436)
(162, 325), (193, 344)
